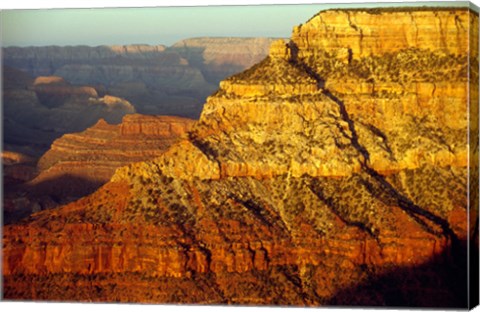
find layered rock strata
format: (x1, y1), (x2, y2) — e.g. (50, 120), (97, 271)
(3, 39), (276, 118)
(35, 114), (195, 190)
(3, 7), (478, 307)
(3, 67), (136, 155)
(3, 114), (195, 224)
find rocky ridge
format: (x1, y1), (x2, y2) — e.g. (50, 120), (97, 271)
(3, 114), (195, 224)
(3, 7), (478, 307)
(3, 39), (276, 118)
(36, 114), (195, 187)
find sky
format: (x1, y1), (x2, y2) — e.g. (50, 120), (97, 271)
(0, 0), (477, 47)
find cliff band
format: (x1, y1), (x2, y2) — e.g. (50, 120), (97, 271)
(2, 7), (479, 307)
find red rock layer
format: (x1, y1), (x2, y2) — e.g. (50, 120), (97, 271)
(32, 114), (195, 198)
(2, 7), (478, 307)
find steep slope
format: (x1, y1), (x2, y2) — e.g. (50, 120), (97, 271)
(33, 114), (195, 197)
(3, 7), (478, 307)
(3, 114), (195, 224)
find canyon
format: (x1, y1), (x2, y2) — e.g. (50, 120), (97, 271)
(3, 38), (277, 118)
(4, 114), (194, 224)
(2, 7), (479, 308)
(3, 37), (276, 217)
(3, 37), (276, 164)
(34, 114), (195, 198)
(3, 66), (135, 156)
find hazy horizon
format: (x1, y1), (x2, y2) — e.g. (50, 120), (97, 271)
(1, 1), (474, 47)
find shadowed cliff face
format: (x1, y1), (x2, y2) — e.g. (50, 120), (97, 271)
(3, 39), (276, 119)
(3, 67), (136, 156)
(2, 7), (478, 308)
(3, 115), (195, 224)
(1, 243), (473, 306)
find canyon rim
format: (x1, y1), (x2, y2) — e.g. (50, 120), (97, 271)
(1, 2), (480, 309)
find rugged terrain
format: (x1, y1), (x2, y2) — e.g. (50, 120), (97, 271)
(3, 38), (275, 159)
(4, 114), (194, 224)
(2, 7), (479, 308)
(3, 67), (135, 156)
(3, 38), (277, 118)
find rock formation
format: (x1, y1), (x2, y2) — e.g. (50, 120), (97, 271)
(3, 67), (136, 156)
(33, 114), (195, 197)
(2, 151), (37, 186)
(2, 150), (40, 224)
(3, 39), (276, 118)
(2, 7), (478, 308)
(3, 114), (195, 224)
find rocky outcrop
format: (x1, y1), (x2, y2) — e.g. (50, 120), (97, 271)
(32, 75), (100, 108)
(3, 114), (194, 224)
(3, 68), (136, 155)
(33, 76), (68, 86)
(2, 151), (37, 185)
(3, 7), (478, 307)
(3, 69), (136, 223)
(119, 114), (194, 137)
(2, 151), (35, 166)
(217, 41), (318, 97)
(292, 7), (476, 60)
(30, 114), (195, 198)
(38, 114), (194, 171)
